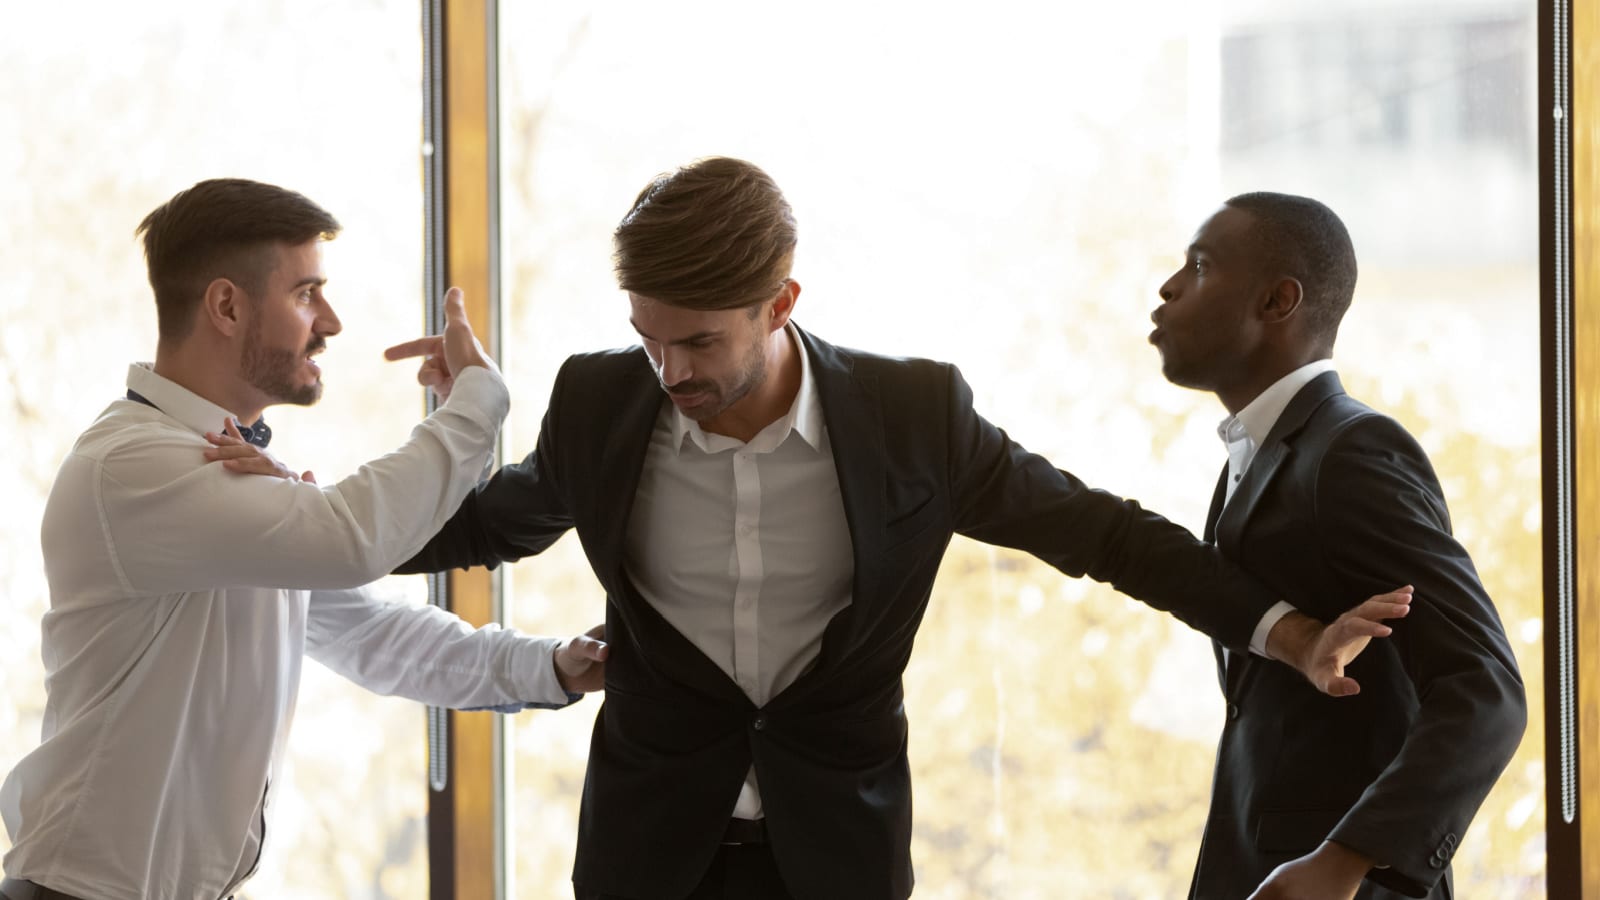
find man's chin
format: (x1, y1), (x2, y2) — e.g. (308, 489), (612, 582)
(271, 381), (323, 407)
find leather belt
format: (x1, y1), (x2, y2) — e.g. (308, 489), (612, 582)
(721, 817), (768, 845)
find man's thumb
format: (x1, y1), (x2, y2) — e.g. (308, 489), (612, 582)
(442, 286), (467, 324)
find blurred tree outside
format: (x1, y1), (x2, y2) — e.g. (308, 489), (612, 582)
(494, 2), (1543, 898)
(0, 1), (1546, 899)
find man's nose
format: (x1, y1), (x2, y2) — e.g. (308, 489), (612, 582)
(658, 347), (691, 386)
(318, 299), (343, 337)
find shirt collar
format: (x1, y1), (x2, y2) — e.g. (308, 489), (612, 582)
(125, 363), (272, 446)
(1217, 359), (1337, 448)
(670, 322), (824, 455)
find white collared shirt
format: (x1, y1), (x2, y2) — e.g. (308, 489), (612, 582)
(1, 363), (572, 900)
(1218, 359), (1339, 653)
(624, 324), (854, 819)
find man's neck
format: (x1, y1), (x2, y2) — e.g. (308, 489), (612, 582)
(153, 344), (265, 425)
(1216, 348), (1330, 415)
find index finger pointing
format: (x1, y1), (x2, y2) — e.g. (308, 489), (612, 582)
(384, 335), (444, 361)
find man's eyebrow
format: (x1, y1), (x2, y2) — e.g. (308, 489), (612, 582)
(289, 276), (328, 290)
(629, 320), (722, 345)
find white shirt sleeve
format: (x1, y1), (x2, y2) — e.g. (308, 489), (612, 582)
(304, 586), (574, 710)
(94, 366), (509, 595)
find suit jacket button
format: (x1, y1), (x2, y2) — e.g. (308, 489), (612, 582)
(752, 714), (767, 732)
(1226, 704), (1240, 721)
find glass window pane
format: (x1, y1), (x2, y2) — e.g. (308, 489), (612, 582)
(1, 4), (430, 897)
(497, 1), (1542, 895)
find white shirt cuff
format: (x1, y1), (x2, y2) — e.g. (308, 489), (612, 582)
(1249, 601), (1297, 658)
(514, 635), (579, 707)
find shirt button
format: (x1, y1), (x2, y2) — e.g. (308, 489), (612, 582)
(751, 714), (767, 732)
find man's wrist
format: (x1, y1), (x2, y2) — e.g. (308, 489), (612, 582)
(1264, 610), (1318, 670)
(1312, 839), (1377, 882)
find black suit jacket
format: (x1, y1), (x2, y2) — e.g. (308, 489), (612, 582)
(403, 327), (1286, 900)
(1187, 372), (1527, 899)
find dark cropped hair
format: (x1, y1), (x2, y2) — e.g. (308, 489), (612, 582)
(136, 178), (341, 341)
(1225, 192), (1357, 348)
(613, 157), (797, 311)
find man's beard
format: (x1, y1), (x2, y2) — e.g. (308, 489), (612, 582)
(242, 319), (324, 407)
(665, 335), (768, 423)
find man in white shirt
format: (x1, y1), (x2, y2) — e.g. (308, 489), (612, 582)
(0, 178), (608, 900)
(399, 158), (1414, 900)
(1150, 192), (1525, 899)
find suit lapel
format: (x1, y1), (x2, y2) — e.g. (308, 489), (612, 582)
(1213, 371), (1344, 555)
(593, 360), (667, 587)
(797, 328), (884, 664)
(1204, 465), (1230, 692)
(1204, 464), (1228, 543)
(1215, 371), (1345, 700)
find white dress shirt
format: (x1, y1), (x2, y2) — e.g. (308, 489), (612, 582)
(624, 324), (854, 819)
(1, 363), (573, 900)
(1218, 359), (1339, 654)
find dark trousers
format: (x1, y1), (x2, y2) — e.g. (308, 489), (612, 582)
(1, 877), (229, 900)
(575, 842), (797, 900)
(0, 878), (90, 900)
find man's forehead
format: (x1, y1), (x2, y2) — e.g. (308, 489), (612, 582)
(629, 294), (743, 329)
(1191, 205), (1256, 252)
(267, 240), (326, 280)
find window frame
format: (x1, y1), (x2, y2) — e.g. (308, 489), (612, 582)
(423, 1), (504, 899)
(1544, 0), (1600, 895)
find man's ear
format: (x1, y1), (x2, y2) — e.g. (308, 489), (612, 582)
(768, 279), (801, 333)
(201, 278), (244, 338)
(1262, 276), (1304, 324)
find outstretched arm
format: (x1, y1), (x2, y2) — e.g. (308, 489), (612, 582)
(939, 362), (1399, 688)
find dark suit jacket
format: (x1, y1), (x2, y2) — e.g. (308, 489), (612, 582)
(1187, 372), (1527, 899)
(403, 327), (1285, 900)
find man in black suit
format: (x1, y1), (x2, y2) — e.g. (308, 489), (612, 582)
(399, 159), (1411, 900)
(1149, 193), (1527, 899)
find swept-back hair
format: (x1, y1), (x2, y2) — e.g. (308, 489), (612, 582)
(613, 157), (796, 311)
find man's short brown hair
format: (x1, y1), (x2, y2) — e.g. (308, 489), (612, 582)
(613, 157), (796, 311)
(136, 178), (341, 341)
